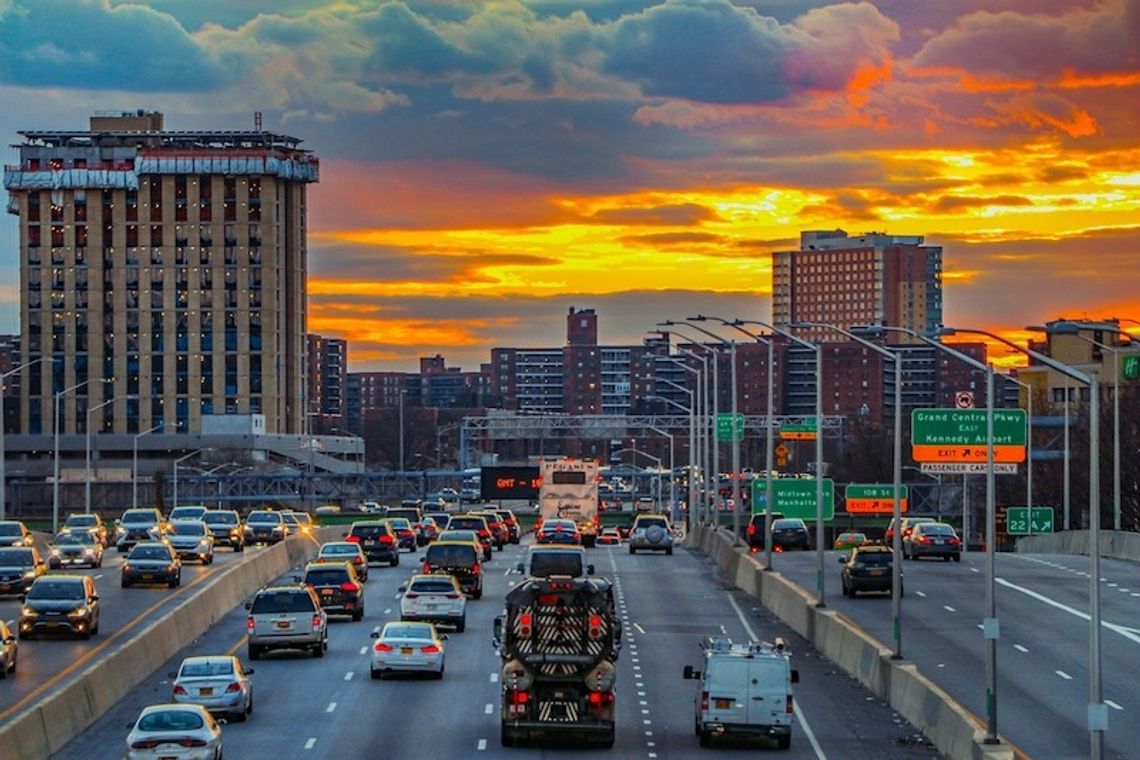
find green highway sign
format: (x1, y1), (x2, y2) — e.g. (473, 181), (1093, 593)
(1006, 506), (1055, 535)
(912, 408), (1027, 446)
(753, 478), (834, 520)
(780, 421), (817, 441)
(844, 484), (909, 514)
(1123, 355), (1140, 381)
(716, 412), (745, 442)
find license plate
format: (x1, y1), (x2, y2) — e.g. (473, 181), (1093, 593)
(934, 539), (944, 545)
(200, 687), (213, 696)
(276, 620), (291, 629)
(364, 540), (375, 545)
(400, 647), (413, 655)
(869, 568), (885, 575)
(321, 588), (333, 595)
(714, 698), (733, 709)
(142, 574), (154, 580)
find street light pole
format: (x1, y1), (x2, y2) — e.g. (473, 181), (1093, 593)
(668, 345), (709, 525)
(798, 321), (905, 658)
(0, 356), (54, 520)
(398, 389), (406, 473)
(53, 377), (108, 533)
(133, 422), (164, 509)
(86, 394), (134, 515)
(654, 367), (698, 531)
(663, 324), (720, 527)
(1003, 375), (1033, 519)
(1072, 334), (1120, 532)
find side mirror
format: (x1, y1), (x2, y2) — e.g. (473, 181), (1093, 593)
(89, 594), (99, 602)
(515, 562), (524, 574)
(245, 668), (254, 675)
(397, 586), (406, 594)
(587, 564), (595, 576)
(341, 532), (348, 538)
(791, 669), (800, 684)
(419, 557), (426, 564)
(440, 633), (449, 641)
(369, 631), (379, 639)
(683, 665), (700, 679)
(492, 616), (503, 650)
(244, 602), (252, 611)
(837, 556), (846, 564)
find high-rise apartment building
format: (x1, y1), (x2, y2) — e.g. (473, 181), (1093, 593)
(4, 111), (318, 435)
(307, 334), (347, 430)
(772, 230), (942, 343)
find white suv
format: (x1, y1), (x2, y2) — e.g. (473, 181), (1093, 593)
(629, 514), (674, 555)
(399, 574), (466, 632)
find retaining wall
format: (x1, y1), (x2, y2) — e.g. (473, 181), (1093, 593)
(1016, 529), (1140, 562)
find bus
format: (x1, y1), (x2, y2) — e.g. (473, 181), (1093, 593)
(538, 458), (600, 547)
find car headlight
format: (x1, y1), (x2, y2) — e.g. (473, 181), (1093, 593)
(272, 526), (283, 534)
(23, 570), (36, 578)
(83, 549), (95, 557)
(21, 606), (36, 617)
(69, 606), (88, 617)
(123, 564), (133, 572)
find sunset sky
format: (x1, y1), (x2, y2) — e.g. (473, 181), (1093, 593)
(1, 0), (1138, 371)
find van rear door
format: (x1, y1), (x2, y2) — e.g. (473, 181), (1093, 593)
(703, 657), (748, 726)
(745, 658), (789, 727)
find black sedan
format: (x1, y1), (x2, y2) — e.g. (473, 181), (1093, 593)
(536, 519), (581, 545)
(121, 542), (182, 588)
(770, 518), (812, 551)
(839, 545), (898, 597)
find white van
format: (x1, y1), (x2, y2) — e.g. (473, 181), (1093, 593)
(683, 636), (798, 749)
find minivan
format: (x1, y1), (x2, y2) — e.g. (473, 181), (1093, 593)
(421, 541), (482, 599)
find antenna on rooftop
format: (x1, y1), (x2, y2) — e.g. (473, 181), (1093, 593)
(254, 111), (262, 131)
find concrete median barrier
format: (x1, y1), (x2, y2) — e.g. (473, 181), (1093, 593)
(1017, 529), (1140, 562)
(689, 526), (1013, 760)
(1, 526), (339, 759)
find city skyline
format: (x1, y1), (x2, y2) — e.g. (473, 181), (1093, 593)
(2, 0), (1138, 371)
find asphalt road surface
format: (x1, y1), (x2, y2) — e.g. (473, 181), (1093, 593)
(54, 538), (942, 759)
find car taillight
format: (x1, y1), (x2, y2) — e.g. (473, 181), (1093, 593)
(178, 739), (208, 747)
(518, 612), (532, 637)
(478, 529), (489, 538)
(509, 689), (529, 705)
(587, 691), (614, 705)
(340, 582), (360, 593)
(353, 556), (363, 564)
(446, 593), (461, 599)
(131, 740), (161, 750)
(380, 535), (394, 544)
(786, 694), (794, 714)
(918, 536), (930, 544)
(472, 562), (481, 575)
(311, 614), (322, 629)
(420, 644), (441, 654)
(404, 592), (419, 599)
(949, 537), (961, 545)
(374, 642), (393, 652)
(345, 535), (360, 543)
(246, 616), (255, 631)
(588, 613), (603, 640)
(172, 684), (187, 695)
(747, 524), (756, 536)
(225, 682), (242, 693)
(700, 691), (709, 710)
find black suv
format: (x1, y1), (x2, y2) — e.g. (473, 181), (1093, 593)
(421, 541), (483, 599)
(839, 545), (898, 597)
(744, 511), (785, 550)
(770, 517), (811, 551)
(302, 562), (365, 621)
(345, 521), (399, 566)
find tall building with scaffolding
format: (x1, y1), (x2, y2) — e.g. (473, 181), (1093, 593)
(4, 110), (319, 436)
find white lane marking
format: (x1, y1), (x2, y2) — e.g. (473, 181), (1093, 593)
(970, 567), (980, 573)
(359, 646), (368, 655)
(645, 730), (653, 736)
(719, 624), (727, 634)
(484, 703), (493, 715)
(384, 608), (391, 615)
(915, 591), (927, 598)
(1120, 589), (1131, 593)
(944, 605), (956, 613)
(633, 622), (646, 634)
(1106, 700), (1123, 711)
(643, 719), (652, 725)
(996, 577), (1140, 645)
(727, 592), (827, 759)
(490, 673), (498, 683)
(304, 738), (316, 750)
(477, 739), (488, 751)
(1014, 644), (1029, 653)
(344, 671), (354, 681)
(1056, 671), (1073, 680)
(94, 574), (104, 579)
(326, 702), (337, 713)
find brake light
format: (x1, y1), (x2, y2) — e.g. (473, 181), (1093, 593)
(747, 524), (756, 536)
(478, 529), (489, 538)
(374, 642), (393, 652)
(700, 691), (709, 710)
(246, 616), (254, 631)
(380, 535), (394, 545)
(345, 535), (361, 543)
(786, 694), (794, 714)
(404, 592), (419, 599)
(588, 613), (603, 640)
(518, 612), (532, 637)
(918, 536), (930, 544)
(311, 614), (322, 629)
(420, 644), (441, 654)
(422, 562), (431, 573)
(180, 739), (208, 747)
(587, 691), (614, 705)
(340, 582), (359, 593)
(225, 682), (242, 693)
(509, 689), (529, 705)
(447, 593), (461, 599)
(353, 556), (363, 564)
(948, 537), (961, 545)
(172, 684), (187, 695)
(472, 562), (481, 575)
(131, 740), (161, 749)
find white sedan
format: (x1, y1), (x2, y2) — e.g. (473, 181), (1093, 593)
(399, 574), (467, 631)
(126, 703), (222, 760)
(369, 621), (446, 679)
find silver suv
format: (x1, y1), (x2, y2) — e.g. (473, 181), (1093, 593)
(629, 514), (674, 555)
(245, 584), (328, 660)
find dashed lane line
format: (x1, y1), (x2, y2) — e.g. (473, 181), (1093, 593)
(1014, 644), (1029, 653)
(1056, 671), (1073, 680)
(305, 738), (316, 750)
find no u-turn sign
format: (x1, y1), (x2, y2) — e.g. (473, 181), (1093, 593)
(955, 391), (974, 409)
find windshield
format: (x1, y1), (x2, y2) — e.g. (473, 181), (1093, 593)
(137, 710), (205, 732)
(856, 551), (893, 565)
(387, 509), (420, 522)
(65, 515), (97, 527)
(426, 545), (476, 566)
(409, 578), (457, 593)
(0, 548), (33, 565)
(772, 519), (804, 529)
(634, 518), (666, 530)
(169, 522), (206, 536)
(247, 512), (280, 525)
(28, 579), (85, 600)
(179, 660), (234, 678)
(129, 545), (172, 561)
(170, 508), (205, 519)
(0, 524), (22, 536)
(450, 518), (485, 531)
(388, 518), (411, 530)
(919, 524), (956, 536)
(202, 512), (238, 525)
(122, 511), (157, 525)
(350, 525), (389, 539)
(528, 552), (584, 577)
(382, 623), (433, 640)
(320, 544), (358, 556)
(54, 532), (93, 545)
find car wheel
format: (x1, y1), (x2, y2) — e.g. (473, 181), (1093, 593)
(433, 662), (445, 680)
(247, 693), (253, 717)
(234, 706), (247, 723)
(370, 668), (382, 680)
(942, 555), (950, 562)
(456, 617), (466, 633)
(473, 587), (483, 600)
(0, 658), (7, 679)
(629, 546), (636, 555)
(776, 735), (791, 750)
(391, 556), (400, 567)
(313, 643), (324, 659)
(248, 645), (261, 661)
(79, 628), (91, 641)
(352, 608), (364, 622)
(953, 554), (961, 562)
(236, 543), (245, 553)
(121, 578), (130, 589)
(168, 577), (178, 589)
(699, 729), (712, 747)
(841, 580), (849, 597)
(666, 547), (673, 556)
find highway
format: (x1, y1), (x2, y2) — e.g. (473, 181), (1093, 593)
(767, 547), (1139, 759)
(0, 540), (257, 722)
(51, 538), (940, 759)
